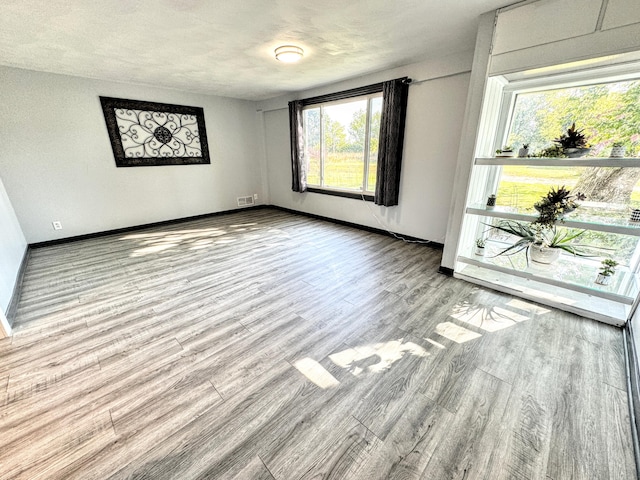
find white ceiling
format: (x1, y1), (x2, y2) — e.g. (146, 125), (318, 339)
(0, 0), (518, 101)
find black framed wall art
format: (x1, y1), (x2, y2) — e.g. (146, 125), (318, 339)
(100, 96), (211, 167)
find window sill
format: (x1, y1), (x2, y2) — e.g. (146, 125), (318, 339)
(306, 187), (374, 202)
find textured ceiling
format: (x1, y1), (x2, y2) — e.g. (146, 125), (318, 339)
(0, 0), (517, 101)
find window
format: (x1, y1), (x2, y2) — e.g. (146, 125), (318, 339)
(289, 77), (409, 206)
(496, 80), (640, 210)
(303, 94), (382, 197)
(491, 77), (640, 267)
(455, 61), (640, 324)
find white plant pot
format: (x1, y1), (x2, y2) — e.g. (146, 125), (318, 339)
(475, 246), (485, 256)
(610, 146), (626, 158)
(529, 245), (560, 264)
(595, 273), (612, 285)
(565, 147), (591, 158)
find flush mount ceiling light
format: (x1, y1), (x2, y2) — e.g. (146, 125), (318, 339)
(275, 45), (304, 63)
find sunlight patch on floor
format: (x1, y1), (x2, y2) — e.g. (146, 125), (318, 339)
(434, 322), (482, 344)
(124, 227), (234, 257)
(293, 358), (340, 389)
(329, 339), (428, 376)
(229, 223), (257, 228)
(450, 305), (530, 333)
(130, 243), (178, 256)
(122, 227), (228, 240)
(425, 338), (446, 349)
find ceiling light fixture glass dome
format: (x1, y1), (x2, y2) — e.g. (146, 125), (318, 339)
(275, 45), (304, 63)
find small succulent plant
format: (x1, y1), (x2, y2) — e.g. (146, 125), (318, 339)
(496, 145), (514, 154)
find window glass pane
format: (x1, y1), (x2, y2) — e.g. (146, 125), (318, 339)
(323, 99), (367, 190)
(495, 79), (640, 268)
(500, 81), (640, 215)
(367, 96), (382, 192)
(507, 81), (640, 156)
(304, 108), (321, 186)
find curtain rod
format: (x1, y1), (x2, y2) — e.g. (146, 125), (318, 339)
(256, 70), (471, 112)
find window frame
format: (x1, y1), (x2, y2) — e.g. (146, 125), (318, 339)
(302, 92), (382, 200)
(482, 67), (640, 270)
(485, 67), (640, 204)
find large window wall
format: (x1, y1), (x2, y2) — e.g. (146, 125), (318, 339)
(454, 60), (640, 325)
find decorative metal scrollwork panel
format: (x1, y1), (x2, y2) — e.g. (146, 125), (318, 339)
(100, 97), (211, 167)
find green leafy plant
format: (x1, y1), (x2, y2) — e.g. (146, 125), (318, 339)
(476, 237), (486, 248)
(599, 258), (618, 277)
(533, 186), (585, 228)
(534, 144), (566, 157)
(554, 123), (588, 149)
(483, 186), (596, 263)
(487, 220), (592, 259)
(496, 145), (514, 155)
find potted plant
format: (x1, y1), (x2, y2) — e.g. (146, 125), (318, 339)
(518, 143), (530, 157)
(533, 186), (585, 227)
(489, 220), (590, 264)
(496, 146), (516, 157)
(554, 123), (590, 157)
(487, 186), (589, 264)
(596, 258), (618, 285)
(534, 145), (566, 158)
(475, 237), (486, 256)
(610, 142), (626, 158)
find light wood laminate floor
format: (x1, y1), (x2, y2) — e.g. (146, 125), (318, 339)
(0, 208), (636, 479)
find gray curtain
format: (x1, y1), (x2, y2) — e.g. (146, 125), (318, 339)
(288, 100), (306, 192)
(374, 78), (409, 206)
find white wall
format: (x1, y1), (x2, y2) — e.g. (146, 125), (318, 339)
(258, 52), (473, 242)
(0, 66), (264, 243)
(490, 0), (640, 75)
(0, 174), (26, 317)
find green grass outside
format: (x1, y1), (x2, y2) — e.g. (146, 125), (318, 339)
(493, 165), (640, 263)
(496, 165), (640, 209)
(307, 152), (376, 191)
(501, 165), (581, 182)
(308, 161), (640, 207)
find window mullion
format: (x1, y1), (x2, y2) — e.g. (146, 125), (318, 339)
(362, 97), (373, 192)
(320, 106), (325, 187)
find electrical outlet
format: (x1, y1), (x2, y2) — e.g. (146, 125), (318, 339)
(52, 221), (62, 230)
(253, 193), (258, 200)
